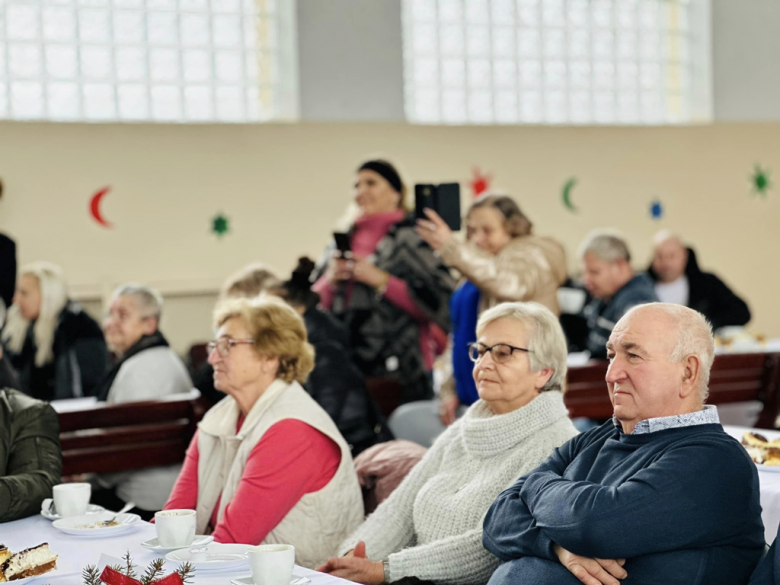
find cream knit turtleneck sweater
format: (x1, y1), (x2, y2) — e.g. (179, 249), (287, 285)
(338, 392), (579, 585)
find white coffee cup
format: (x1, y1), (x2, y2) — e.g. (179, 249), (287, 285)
(52, 483), (91, 518)
(154, 509), (197, 548)
(249, 544), (295, 585)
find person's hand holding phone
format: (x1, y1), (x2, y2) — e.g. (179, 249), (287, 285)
(326, 251), (354, 284)
(416, 208), (454, 251)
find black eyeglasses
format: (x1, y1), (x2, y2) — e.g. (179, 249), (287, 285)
(207, 338), (255, 358)
(468, 342), (532, 364)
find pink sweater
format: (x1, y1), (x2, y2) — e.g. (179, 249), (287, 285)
(164, 418), (340, 544)
(313, 210), (435, 370)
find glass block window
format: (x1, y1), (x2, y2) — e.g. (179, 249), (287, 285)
(0, 0), (298, 122)
(402, 0), (711, 125)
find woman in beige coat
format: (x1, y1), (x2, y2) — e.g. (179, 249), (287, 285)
(417, 194), (567, 424)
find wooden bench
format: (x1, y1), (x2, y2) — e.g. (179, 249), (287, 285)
(58, 397), (208, 476)
(564, 352), (780, 428)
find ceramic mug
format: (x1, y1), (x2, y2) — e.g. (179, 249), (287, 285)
(154, 509), (197, 548)
(52, 483), (91, 518)
(249, 544), (295, 585)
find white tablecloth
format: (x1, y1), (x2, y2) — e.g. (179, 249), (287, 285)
(724, 425), (780, 544)
(0, 515), (356, 585)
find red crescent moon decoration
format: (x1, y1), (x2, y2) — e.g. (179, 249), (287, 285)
(90, 186), (113, 228)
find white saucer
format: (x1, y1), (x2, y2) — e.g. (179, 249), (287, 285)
(166, 543), (250, 572)
(230, 575), (310, 585)
(141, 535), (214, 553)
(41, 501), (105, 521)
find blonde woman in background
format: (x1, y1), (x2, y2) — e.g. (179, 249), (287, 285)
(417, 194), (567, 425)
(1, 262), (107, 400)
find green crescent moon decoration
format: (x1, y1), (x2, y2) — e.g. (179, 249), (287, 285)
(212, 213), (230, 237)
(561, 177), (578, 213)
(750, 164), (772, 198)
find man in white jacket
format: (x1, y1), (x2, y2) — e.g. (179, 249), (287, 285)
(92, 284), (193, 518)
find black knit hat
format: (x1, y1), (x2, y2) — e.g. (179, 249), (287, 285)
(358, 160), (403, 194)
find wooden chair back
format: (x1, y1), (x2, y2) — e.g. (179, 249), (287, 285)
(59, 397), (208, 476)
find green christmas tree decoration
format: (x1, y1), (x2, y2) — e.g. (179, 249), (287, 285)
(212, 214), (230, 237)
(750, 165), (772, 197)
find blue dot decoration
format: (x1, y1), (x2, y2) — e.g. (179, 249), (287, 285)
(650, 201), (663, 220)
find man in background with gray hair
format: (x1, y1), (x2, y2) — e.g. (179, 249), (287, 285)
(483, 303), (764, 585)
(92, 283), (193, 519)
(579, 231), (657, 359)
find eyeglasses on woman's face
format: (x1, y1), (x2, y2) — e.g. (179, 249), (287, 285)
(468, 342), (531, 364)
(207, 337), (255, 358)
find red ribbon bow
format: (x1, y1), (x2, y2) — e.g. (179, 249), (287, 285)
(99, 567), (184, 585)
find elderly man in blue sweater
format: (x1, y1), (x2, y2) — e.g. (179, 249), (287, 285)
(483, 302), (764, 585)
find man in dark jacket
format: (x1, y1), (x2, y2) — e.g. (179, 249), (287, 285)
(0, 386), (62, 522)
(648, 230), (751, 331)
(483, 303), (764, 585)
(579, 231), (658, 359)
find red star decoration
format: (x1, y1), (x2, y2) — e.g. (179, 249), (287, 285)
(469, 168), (492, 198)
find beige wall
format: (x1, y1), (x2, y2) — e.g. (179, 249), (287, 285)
(1, 121), (778, 354)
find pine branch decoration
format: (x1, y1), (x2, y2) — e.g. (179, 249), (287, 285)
(176, 562), (195, 584)
(83, 566), (101, 585)
(123, 551), (137, 579)
(140, 559), (165, 585)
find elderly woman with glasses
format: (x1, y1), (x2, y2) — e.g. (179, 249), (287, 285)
(318, 302), (578, 585)
(163, 296), (363, 568)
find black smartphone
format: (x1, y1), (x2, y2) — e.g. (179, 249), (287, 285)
(333, 232), (351, 257)
(415, 183), (461, 231)
(436, 183), (461, 232)
(415, 184), (436, 222)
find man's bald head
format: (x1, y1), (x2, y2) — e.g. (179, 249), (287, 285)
(620, 303), (714, 400)
(652, 230), (688, 283)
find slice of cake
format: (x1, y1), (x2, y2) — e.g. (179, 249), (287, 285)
(1, 544), (58, 581)
(0, 545), (10, 582)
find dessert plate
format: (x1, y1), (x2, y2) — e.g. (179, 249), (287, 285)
(165, 543), (250, 572)
(756, 463), (780, 473)
(141, 535), (214, 553)
(40, 499), (105, 521)
(52, 512), (140, 537)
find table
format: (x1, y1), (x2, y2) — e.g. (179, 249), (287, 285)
(1, 515), (356, 585)
(724, 425), (780, 544)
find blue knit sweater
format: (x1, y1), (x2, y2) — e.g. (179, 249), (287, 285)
(483, 421), (764, 585)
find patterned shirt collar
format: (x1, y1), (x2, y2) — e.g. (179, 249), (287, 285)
(612, 405), (720, 435)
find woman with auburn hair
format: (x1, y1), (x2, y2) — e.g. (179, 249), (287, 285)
(2, 262), (107, 400)
(163, 296), (363, 568)
(312, 159), (455, 405)
(417, 194), (567, 425)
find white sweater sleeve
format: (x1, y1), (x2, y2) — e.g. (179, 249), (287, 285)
(337, 427), (456, 560)
(387, 526), (499, 585)
(108, 349), (192, 404)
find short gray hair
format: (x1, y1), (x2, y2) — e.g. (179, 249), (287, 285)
(623, 302), (715, 401)
(112, 283), (163, 322)
(476, 301), (568, 393)
(578, 230), (631, 263)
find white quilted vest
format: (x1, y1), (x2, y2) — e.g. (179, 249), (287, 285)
(195, 379), (364, 568)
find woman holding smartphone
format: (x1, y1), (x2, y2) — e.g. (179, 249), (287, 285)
(417, 194), (567, 425)
(312, 159), (455, 406)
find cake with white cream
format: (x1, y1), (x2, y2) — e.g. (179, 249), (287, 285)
(0, 543), (58, 581)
